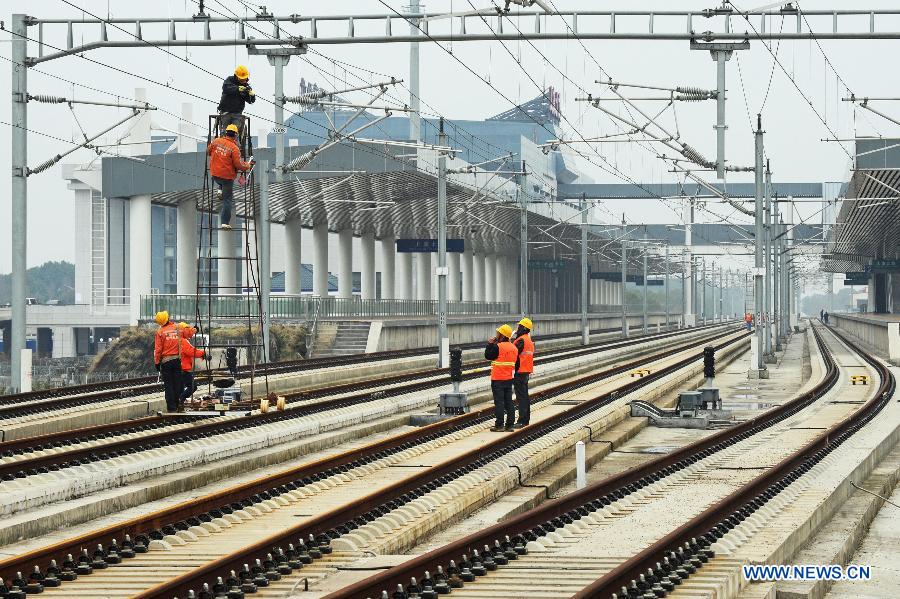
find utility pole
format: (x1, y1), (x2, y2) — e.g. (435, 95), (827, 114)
(642, 232), (648, 333)
(682, 197), (695, 326)
(699, 256), (705, 323)
(581, 194), (589, 345)
(258, 161), (271, 362)
(621, 220), (628, 338)
(519, 160), (528, 317)
(664, 242), (670, 329)
(752, 115), (768, 378)
(10, 14), (28, 392)
(764, 161), (775, 363)
(408, 0), (421, 142)
(773, 196), (781, 351)
(437, 119), (449, 366)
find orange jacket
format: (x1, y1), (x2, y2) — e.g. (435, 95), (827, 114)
(179, 337), (205, 372)
(514, 333), (535, 374)
(490, 341), (518, 381)
(154, 321), (184, 364)
(207, 135), (250, 180)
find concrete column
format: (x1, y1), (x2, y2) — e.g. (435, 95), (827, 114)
(380, 236), (395, 299)
(496, 255), (508, 308)
(129, 194), (152, 324)
(507, 255), (519, 313)
(51, 326), (75, 359)
(312, 224), (329, 297)
(337, 229), (353, 299)
(484, 254), (497, 303)
(360, 232), (376, 300)
(448, 251), (461, 302)
(176, 200), (198, 295)
(462, 249), (474, 302)
(396, 251), (412, 300)
(218, 226), (235, 295)
(415, 253), (431, 301)
(284, 218), (302, 295)
(473, 253), (486, 302)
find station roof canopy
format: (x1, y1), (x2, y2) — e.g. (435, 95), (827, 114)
(823, 139), (900, 273)
(101, 142), (679, 275)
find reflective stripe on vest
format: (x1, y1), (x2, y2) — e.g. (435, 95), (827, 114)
(491, 341), (518, 381)
(517, 333), (535, 374)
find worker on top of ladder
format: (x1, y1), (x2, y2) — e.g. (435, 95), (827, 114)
(217, 65), (255, 140)
(208, 123), (253, 230)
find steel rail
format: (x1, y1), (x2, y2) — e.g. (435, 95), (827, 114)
(574, 324), (895, 598)
(0, 323), (635, 411)
(135, 331), (749, 599)
(0, 327), (741, 594)
(0, 324), (730, 485)
(327, 326), (846, 599)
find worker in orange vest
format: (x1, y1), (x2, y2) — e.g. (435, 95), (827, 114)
(177, 323), (208, 409)
(485, 324), (519, 432)
(744, 312), (753, 331)
(207, 123), (253, 230)
(512, 317), (535, 428)
(153, 311), (190, 412)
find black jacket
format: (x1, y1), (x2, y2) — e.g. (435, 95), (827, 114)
(218, 75), (256, 114)
(484, 342), (499, 361)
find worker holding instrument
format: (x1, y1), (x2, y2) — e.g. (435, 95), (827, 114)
(217, 65), (255, 138)
(208, 123), (253, 230)
(511, 317), (535, 428)
(485, 324), (519, 432)
(177, 322), (209, 409)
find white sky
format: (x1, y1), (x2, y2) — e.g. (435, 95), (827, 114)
(2, 0), (899, 284)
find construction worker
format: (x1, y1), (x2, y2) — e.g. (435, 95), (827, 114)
(485, 324), (518, 432)
(154, 311), (188, 413)
(177, 322), (208, 408)
(208, 123), (253, 229)
(217, 65), (255, 138)
(744, 312), (753, 331)
(511, 317), (535, 428)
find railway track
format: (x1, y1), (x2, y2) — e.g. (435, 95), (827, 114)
(0, 327), (747, 599)
(0, 324), (729, 484)
(323, 323), (894, 599)
(0, 324), (668, 424)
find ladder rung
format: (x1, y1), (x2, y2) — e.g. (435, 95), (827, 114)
(198, 256), (258, 261)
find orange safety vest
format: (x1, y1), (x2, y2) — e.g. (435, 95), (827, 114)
(516, 333), (535, 374)
(491, 341), (518, 381)
(154, 322), (182, 364)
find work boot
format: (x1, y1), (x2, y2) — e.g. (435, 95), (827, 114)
(489, 426), (506, 432)
(504, 425), (515, 432)
(513, 423), (527, 429)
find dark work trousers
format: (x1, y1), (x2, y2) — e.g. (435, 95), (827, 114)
(180, 371), (196, 403)
(160, 359), (182, 412)
(217, 112), (245, 137)
(513, 373), (530, 425)
(491, 380), (515, 428)
(213, 176), (235, 226)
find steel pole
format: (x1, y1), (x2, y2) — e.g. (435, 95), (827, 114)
(664, 242), (670, 329)
(258, 161), (271, 362)
(753, 115), (767, 375)
(408, 0), (421, 142)
(10, 14), (28, 392)
(642, 233), (648, 333)
(773, 198), (781, 351)
(621, 231), (628, 337)
(269, 55), (290, 182)
(718, 264), (723, 322)
(683, 197), (694, 325)
(581, 195), (589, 345)
(437, 122), (448, 366)
(519, 161), (528, 317)
(715, 50), (727, 179)
(764, 163), (773, 361)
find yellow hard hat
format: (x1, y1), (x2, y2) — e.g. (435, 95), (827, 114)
(234, 65), (249, 79)
(177, 321), (189, 329)
(496, 324), (513, 338)
(518, 317), (533, 330)
(154, 311), (169, 326)
(225, 123), (239, 134)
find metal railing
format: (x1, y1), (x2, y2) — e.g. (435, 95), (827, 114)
(141, 295), (510, 322)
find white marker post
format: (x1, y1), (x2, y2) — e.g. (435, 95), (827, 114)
(576, 441), (586, 489)
(20, 348), (33, 392)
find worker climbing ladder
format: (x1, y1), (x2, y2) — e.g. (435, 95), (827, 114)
(189, 114), (271, 413)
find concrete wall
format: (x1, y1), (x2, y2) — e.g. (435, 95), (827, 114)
(376, 312), (678, 351)
(831, 313), (900, 364)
